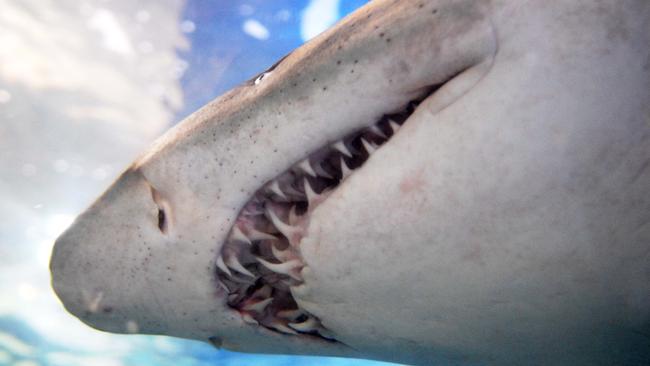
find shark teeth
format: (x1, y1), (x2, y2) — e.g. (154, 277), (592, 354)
(215, 101), (413, 341)
(256, 258), (303, 281)
(230, 226), (252, 245)
(388, 119), (401, 133)
(224, 254), (255, 278)
(247, 228), (277, 241)
(276, 309), (305, 321)
(332, 140), (353, 157)
(268, 321), (298, 335)
(340, 157), (353, 179)
(288, 316), (320, 332)
(243, 297), (273, 313)
(216, 256), (232, 277)
(265, 207), (302, 245)
(267, 180), (287, 200)
(297, 159), (317, 177)
(360, 138), (378, 155)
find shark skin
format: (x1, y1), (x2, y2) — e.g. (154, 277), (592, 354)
(50, 0), (650, 365)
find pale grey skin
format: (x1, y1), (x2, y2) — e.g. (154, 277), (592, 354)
(50, 0), (650, 365)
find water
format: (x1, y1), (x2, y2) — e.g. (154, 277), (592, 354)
(0, 0), (399, 365)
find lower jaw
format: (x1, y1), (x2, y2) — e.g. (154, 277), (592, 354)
(214, 94), (428, 342)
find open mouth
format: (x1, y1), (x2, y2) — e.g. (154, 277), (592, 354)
(214, 91), (433, 342)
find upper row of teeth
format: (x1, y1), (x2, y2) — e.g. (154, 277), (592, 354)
(265, 118), (401, 200)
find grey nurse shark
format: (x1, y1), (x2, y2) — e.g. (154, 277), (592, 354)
(50, 0), (650, 365)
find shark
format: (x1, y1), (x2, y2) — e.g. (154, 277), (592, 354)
(50, 0), (650, 365)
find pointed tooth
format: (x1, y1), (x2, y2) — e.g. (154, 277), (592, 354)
(271, 244), (293, 262)
(297, 159), (317, 177)
(256, 257), (302, 280)
(283, 184), (304, 197)
(288, 317), (319, 333)
(288, 205), (300, 225)
(361, 138), (378, 155)
(332, 140), (353, 157)
(251, 284), (272, 299)
(369, 124), (387, 138)
(303, 178), (319, 207)
(269, 322), (298, 335)
(266, 207), (302, 243)
(277, 309), (305, 321)
(243, 297), (273, 313)
(230, 226), (251, 245)
(225, 255), (255, 277)
(229, 274), (255, 284)
(388, 119), (400, 133)
(314, 161), (333, 179)
(216, 256), (232, 276)
(242, 313), (258, 325)
(248, 228), (277, 241)
(219, 281), (231, 293)
(268, 180), (287, 200)
(340, 157), (353, 179)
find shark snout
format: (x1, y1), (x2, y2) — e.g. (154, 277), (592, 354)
(50, 226), (127, 333)
(49, 168), (177, 334)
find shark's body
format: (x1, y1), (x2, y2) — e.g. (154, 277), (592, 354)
(51, 1), (650, 365)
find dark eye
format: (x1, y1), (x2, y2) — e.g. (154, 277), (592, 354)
(157, 208), (167, 233)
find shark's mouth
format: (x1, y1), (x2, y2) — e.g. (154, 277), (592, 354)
(214, 95), (428, 342)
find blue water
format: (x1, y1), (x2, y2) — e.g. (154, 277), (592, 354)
(0, 0), (401, 365)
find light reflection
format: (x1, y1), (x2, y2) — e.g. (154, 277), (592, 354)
(87, 8), (134, 55)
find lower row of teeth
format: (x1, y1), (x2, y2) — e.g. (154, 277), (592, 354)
(215, 104), (414, 340)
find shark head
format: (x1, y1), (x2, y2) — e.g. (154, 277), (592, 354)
(51, 0), (650, 364)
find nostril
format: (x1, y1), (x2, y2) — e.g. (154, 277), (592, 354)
(149, 184), (170, 234)
(157, 208), (167, 233)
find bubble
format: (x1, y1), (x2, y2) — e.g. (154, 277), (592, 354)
(172, 59), (188, 79)
(180, 20), (195, 33)
(242, 19), (269, 40)
(53, 159), (69, 173)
